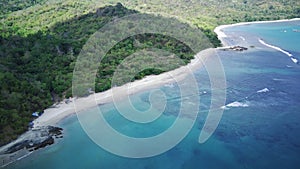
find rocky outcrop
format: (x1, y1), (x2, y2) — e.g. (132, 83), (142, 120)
(219, 46), (248, 51)
(32, 137), (54, 151)
(0, 126), (63, 167)
(229, 46), (248, 51)
(1, 126), (63, 155)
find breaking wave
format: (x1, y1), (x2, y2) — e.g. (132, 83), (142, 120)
(257, 88), (269, 93)
(221, 101), (249, 109)
(259, 39), (293, 57)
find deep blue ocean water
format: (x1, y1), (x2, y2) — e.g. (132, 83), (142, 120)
(5, 21), (300, 169)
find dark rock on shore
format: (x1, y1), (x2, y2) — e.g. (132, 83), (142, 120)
(0, 126), (63, 167)
(33, 137), (54, 151)
(229, 46), (248, 51)
(48, 126), (63, 136)
(220, 45), (248, 51)
(3, 140), (31, 154)
(2, 126), (63, 155)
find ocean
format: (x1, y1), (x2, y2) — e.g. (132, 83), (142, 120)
(5, 20), (300, 169)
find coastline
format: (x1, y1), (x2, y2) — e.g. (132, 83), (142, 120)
(0, 48), (215, 167)
(214, 18), (300, 47)
(33, 48), (215, 128)
(1, 17), (300, 168)
(10, 18), (300, 136)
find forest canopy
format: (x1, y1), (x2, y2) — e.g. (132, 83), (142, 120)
(0, 0), (300, 146)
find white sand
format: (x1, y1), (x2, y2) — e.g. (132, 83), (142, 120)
(214, 18), (300, 47)
(2, 18), (300, 167)
(2, 50), (215, 167)
(36, 18), (300, 128)
(33, 48), (215, 128)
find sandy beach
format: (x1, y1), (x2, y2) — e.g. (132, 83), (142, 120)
(0, 48), (215, 167)
(7, 17), (300, 143)
(2, 17), (300, 167)
(38, 18), (300, 129)
(33, 48), (215, 128)
(214, 18), (300, 47)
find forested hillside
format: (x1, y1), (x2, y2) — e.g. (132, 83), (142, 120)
(1, 0), (300, 146)
(0, 0), (47, 16)
(0, 3), (197, 146)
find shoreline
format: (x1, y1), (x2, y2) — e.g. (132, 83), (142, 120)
(33, 48), (215, 128)
(214, 18), (300, 47)
(1, 17), (300, 167)
(258, 39), (299, 64)
(0, 48), (215, 167)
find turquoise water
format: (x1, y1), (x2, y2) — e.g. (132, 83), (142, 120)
(5, 21), (300, 169)
(227, 21), (300, 52)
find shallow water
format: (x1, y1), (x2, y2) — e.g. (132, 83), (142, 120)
(5, 21), (300, 169)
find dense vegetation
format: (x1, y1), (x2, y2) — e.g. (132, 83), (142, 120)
(0, 0), (47, 17)
(1, 0), (300, 146)
(0, 3), (197, 145)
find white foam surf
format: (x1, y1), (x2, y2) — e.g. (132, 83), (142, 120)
(257, 88), (269, 93)
(223, 101), (249, 109)
(273, 78), (285, 81)
(258, 39), (293, 57)
(17, 152), (32, 161)
(291, 57), (298, 64)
